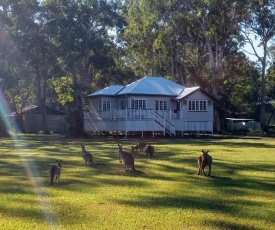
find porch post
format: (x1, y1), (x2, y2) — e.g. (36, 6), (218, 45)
(181, 108), (183, 135)
(125, 108), (127, 137)
(153, 111), (155, 138)
(163, 117), (165, 137)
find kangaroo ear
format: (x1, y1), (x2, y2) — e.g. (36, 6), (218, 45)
(202, 150), (205, 153)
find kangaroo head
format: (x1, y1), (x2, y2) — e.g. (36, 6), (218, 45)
(202, 150), (209, 155)
(56, 160), (62, 167)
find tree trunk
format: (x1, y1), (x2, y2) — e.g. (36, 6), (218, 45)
(36, 71), (48, 133)
(260, 42), (267, 130)
(70, 65), (84, 137)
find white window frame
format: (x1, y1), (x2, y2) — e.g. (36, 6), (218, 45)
(155, 100), (167, 110)
(99, 101), (111, 111)
(131, 99), (146, 109)
(188, 100), (207, 111)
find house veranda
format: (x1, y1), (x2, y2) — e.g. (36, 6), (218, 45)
(84, 76), (216, 137)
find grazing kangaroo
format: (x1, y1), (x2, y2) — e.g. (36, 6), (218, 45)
(80, 144), (94, 165)
(49, 160), (62, 185)
(197, 150), (212, 177)
(132, 142), (147, 152)
(145, 145), (154, 158)
(118, 144), (136, 171)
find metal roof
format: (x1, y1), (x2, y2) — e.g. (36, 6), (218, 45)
(173, 87), (200, 100)
(87, 85), (124, 97)
(86, 76), (216, 100)
(117, 76), (184, 96)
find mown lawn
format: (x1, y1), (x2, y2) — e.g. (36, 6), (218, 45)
(0, 134), (274, 230)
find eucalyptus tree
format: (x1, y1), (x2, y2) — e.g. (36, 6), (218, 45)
(0, 1), (45, 131)
(218, 53), (261, 119)
(181, 0), (248, 97)
(241, 0), (275, 128)
(41, 0), (124, 136)
(124, 0), (204, 84)
(124, 0), (164, 76)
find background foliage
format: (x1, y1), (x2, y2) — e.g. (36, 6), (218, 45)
(0, 0), (275, 135)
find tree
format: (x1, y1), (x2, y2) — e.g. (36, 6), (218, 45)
(241, 0), (275, 128)
(181, 0), (248, 96)
(0, 0), (60, 133)
(41, 0), (124, 136)
(124, 0), (165, 77)
(0, 2), (38, 131)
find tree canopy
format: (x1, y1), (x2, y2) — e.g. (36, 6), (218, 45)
(0, 0), (275, 135)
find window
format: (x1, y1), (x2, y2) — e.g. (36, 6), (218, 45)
(188, 100), (207, 111)
(131, 99), (146, 109)
(155, 100), (167, 110)
(99, 101), (111, 111)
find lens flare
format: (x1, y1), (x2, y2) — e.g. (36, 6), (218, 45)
(0, 87), (59, 228)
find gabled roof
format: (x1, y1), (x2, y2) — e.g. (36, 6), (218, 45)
(173, 87), (217, 101)
(173, 87), (200, 100)
(86, 76), (217, 101)
(117, 76), (184, 96)
(87, 85), (124, 97)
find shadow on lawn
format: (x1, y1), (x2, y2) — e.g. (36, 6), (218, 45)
(114, 186), (270, 229)
(207, 220), (258, 230)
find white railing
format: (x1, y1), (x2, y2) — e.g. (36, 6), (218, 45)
(97, 109), (179, 121)
(84, 109), (213, 134)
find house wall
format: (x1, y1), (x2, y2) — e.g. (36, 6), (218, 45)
(180, 91), (214, 122)
(85, 90), (215, 134)
(88, 96), (118, 110)
(122, 95), (176, 110)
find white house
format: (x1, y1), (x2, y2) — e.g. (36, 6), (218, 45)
(84, 76), (217, 137)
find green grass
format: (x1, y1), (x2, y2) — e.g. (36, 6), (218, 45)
(0, 134), (275, 230)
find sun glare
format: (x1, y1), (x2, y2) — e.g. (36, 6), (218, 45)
(0, 86), (59, 228)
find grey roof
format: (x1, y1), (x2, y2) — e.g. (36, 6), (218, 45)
(173, 87), (200, 100)
(87, 85), (124, 97)
(117, 76), (184, 96)
(173, 86), (218, 101)
(11, 105), (67, 115)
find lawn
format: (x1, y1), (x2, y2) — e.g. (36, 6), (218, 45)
(0, 134), (274, 230)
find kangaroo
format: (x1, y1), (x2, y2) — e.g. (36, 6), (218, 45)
(81, 144), (94, 165)
(49, 160), (62, 185)
(132, 142), (147, 152)
(197, 150), (212, 177)
(118, 144), (136, 171)
(145, 145), (154, 158)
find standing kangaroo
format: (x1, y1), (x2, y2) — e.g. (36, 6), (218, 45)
(118, 144), (136, 171)
(197, 150), (212, 177)
(132, 142), (147, 152)
(49, 160), (62, 185)
(145, 145), (154, 158)
(81, 144), (94, 165)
